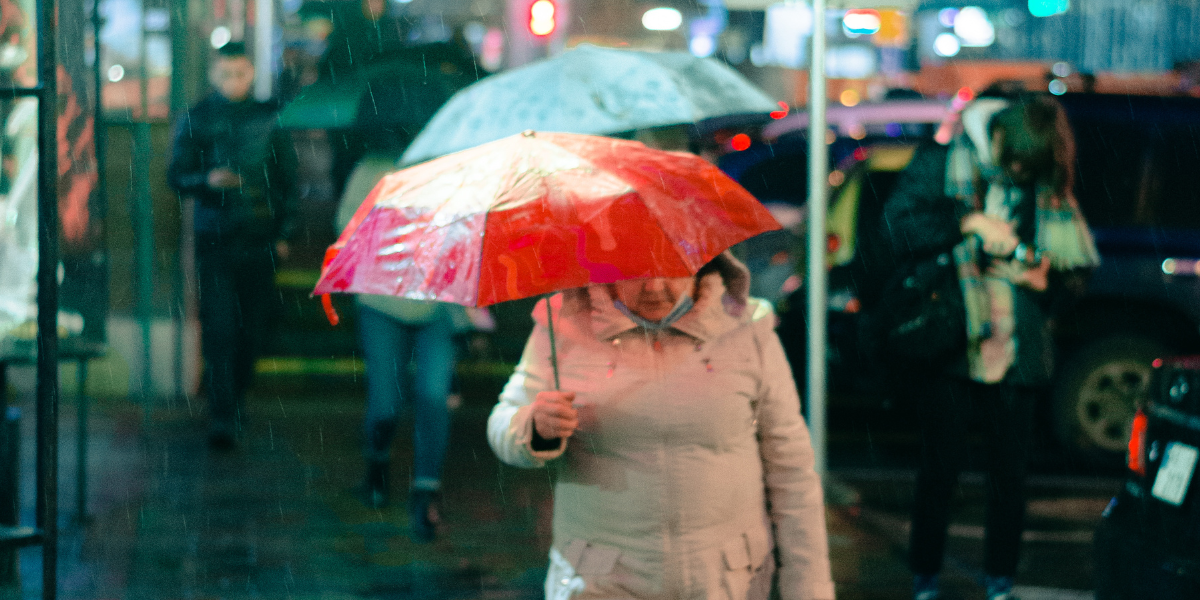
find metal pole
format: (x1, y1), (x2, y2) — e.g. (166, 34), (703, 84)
(253, 0), (273, 101)
(74, 360), (88, 523)
(89, 0), (106, 526)
(805, 0), (829, 477)
(134, 123), (154, 416)
(169, 0), (189, 405)
(35, 0), (60, 594)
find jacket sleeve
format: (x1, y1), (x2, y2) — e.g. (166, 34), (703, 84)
(880, 142), (969, 263)
(268, 124), (300, 241)
(166, 110), (210, 196)
(487, 318), (567, 468)
(751, 307), (836, 600)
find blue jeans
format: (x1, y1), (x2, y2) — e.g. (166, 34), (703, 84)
(357, 303), (456, 490)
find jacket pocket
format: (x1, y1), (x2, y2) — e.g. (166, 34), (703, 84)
(562, 538), (622, 575)
(722, 529), (775, 600)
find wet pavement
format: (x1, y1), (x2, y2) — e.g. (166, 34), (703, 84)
(0, 370), (1111, 599)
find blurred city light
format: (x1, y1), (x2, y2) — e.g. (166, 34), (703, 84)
(874, 9), (910, 47)
(642, 7), (683, 31)
(938, 8), (959, 28)
(839, 89), (860, 107)
(690, 35), (715, 57)
(954, 86), (975, 106)
(730, 133), (751, 151)
(107, 64), (125, 82)
(842, 9), (881, 36)
(755, 2), (813, 68)
(1048, 79), (1067, 95)
(933, 32), (961, 57)
(143, 8), (169, 31)
(529, 0), (556, 37)
(770, 101), (789, 119)
(954, 7), (995, 47)
(480, 27), (504, 72)
(1029, 0), (1070, 18)
(210, 26), (232, 49)
(826, 44), (877, 78)
(1052, 61), (1072, 77)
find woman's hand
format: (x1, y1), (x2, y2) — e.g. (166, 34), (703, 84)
(962, 213), (1019, 257)
(206, 167), (242, 189)
(532, 391), (578, 440)
(988, 256), (1050, 291)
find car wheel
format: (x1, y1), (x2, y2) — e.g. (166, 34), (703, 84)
(1053, 336), (1167, 463)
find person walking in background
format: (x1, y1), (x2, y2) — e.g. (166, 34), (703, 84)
(488, 252), (835, 599)
(167, 42), (298, 450)
(334, 143), (483, 543)
(880, 95), (1099, 600)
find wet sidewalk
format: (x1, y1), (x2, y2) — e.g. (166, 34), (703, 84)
(1, 372), (1033, 599)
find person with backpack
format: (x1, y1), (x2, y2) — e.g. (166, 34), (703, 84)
(877, 95), (1099, 600)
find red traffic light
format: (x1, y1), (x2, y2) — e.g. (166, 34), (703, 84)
(530, 0), (556, 37)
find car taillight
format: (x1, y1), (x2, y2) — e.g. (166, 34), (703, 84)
(827, 233), (841, 254)
(1128, 409), (1148, 476)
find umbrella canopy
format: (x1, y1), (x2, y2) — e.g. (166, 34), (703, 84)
(314, 131), (780, 307)
(277, 55), (474, 131)
(399, 44), (778, 165)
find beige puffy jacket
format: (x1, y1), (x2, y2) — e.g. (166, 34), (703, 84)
(487, 257), (835, 600)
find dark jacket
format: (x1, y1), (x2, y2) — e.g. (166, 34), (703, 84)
(880, 142), (1060, 386)
(167, 93), (298, 243)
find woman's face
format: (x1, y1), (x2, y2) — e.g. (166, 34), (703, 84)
(991, 129), (1031, 183)
(612, 277), (694, 322)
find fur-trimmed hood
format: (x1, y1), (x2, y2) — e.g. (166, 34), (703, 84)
(535, 250), (768, 344)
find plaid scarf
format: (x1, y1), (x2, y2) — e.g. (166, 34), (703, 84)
(945, 101), (1100, 383)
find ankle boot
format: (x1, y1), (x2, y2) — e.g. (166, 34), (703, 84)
(408, 488), (441, 543)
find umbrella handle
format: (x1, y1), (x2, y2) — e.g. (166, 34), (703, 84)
(321, 294), (340, 326)
(545, 298), (561, 391)
(319, 247), (342, 326)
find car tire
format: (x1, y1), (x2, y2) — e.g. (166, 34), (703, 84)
(1052, 335), (1168, 463)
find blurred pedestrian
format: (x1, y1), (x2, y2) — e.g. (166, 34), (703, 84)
(333, 143), (483, 543)
(313, 0), (408, 79)
(879, 95), (1098, 600)
(488, 252), (835, 600)
(167, 42), (298, 450)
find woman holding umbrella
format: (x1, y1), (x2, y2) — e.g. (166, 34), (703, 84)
(487, 253), (836, 599)
(314, 131), (834, 599)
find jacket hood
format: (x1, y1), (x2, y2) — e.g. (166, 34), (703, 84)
(959, 98), (1009, 169)
(538, 251), (762, 344)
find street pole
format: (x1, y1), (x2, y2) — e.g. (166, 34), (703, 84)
(35, 0), (59, 592)
(805, 0), (828, 477)
(253, 0), (273, 101)
(136, 0), (153, 419)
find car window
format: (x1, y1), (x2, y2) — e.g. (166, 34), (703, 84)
(734, 152), (807, 206)
(1071, 119), (1149, 229)
(1143, 124), (1200, 229)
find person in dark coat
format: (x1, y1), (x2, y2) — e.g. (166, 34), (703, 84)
(167, 42), (299, 449)
(880, 95), (1098, 600)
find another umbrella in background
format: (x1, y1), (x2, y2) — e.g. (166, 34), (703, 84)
(314, 131), (779, 387)
(277, 51), (476, 132)
(400, 44), (778, 165)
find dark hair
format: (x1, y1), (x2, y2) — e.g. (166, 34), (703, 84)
(216, 42), (249, 59)
(988, 94), (1075, 200)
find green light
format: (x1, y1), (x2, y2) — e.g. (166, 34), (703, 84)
(1029, 0), (1069, 17)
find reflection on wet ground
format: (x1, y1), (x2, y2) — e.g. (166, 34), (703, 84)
(2, 373), (1105, 599)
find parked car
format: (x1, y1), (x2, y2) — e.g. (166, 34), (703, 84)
(736, 93), (1200, 462)
(1094, 355), (1200, 599)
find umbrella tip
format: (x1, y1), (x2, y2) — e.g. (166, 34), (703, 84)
(522, 129), (536, 138)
